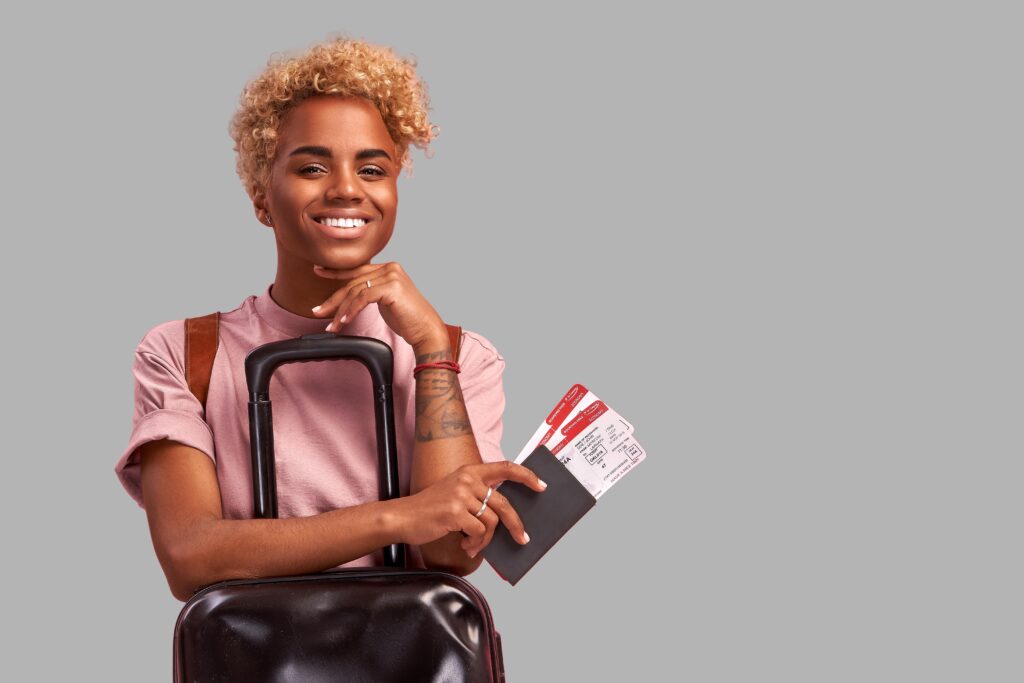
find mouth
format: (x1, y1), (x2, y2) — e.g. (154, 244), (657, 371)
(314, 216), (370, 229)
(311, 215), (373, 240)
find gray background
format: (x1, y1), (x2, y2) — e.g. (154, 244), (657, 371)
(3, 1), (1020, 680)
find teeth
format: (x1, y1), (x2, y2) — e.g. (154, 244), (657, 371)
(318, 217), (367, 228)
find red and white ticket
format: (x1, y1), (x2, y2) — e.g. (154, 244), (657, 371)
(555, 409), (646, 499)
(514, 383), (590, 463)
(515, 384), (634, 463)
(515, 383), (645, 499)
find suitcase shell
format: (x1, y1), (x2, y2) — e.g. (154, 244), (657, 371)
(172, 333), (505, 682)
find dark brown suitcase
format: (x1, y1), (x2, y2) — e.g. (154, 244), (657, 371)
(172, 331), (506, 682)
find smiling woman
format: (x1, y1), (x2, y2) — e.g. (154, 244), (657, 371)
(254, 95), (402, 313)
(113, 36), (546, 606)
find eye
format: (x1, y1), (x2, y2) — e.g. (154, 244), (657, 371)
(361, 166), (386, 177)
(298, 164), (327, 175)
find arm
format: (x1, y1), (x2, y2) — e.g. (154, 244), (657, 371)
(304, 261), (528, 575)
(410, 332), (487, 575)
(139, 434), (540, 601)
(139, 438), (402, 602)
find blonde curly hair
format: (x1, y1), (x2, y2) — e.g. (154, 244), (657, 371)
(229, 35), (439, 200)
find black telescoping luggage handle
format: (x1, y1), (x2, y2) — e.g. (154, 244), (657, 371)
(244, 332), (405, 568)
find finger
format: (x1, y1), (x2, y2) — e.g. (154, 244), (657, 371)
(461, 480), (507, 555)
(324, 284), (369, 332)
(458, 481), (495, 554)
(311, 264), (388, 316)
(463, 506), (499, 557)
(480, 489), (530, 545)
(474, 461), (548, 492)
(460, 479), (497, 531)
(459, 512), (487, 546)
(325, 276), (395, 332)
(336, 276), (396, 327)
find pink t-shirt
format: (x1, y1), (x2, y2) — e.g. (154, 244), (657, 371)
(114, 283), (507, 569)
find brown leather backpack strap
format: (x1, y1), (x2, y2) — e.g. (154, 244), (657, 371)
(185, 312), (221, 412)
(445, 323), (463, 361)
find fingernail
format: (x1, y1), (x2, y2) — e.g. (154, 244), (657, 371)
(468, 550), (477, 558)
(312, 305), (321, 313)
(539, 479), (548, 489)
(522, 532), (530, 544)
(339, 314), (348, 323)
(325, 322), (334, 332)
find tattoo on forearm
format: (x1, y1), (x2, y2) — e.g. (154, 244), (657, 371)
(415, 348), (474, 442)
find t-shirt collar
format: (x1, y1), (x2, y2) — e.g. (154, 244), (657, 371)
(254, 283), (380, 338)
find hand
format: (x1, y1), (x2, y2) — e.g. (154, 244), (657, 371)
(311, 261), (446, 350)
(392, 461), (548, 558)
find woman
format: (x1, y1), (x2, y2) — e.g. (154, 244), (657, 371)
(114, 36), (545, 602)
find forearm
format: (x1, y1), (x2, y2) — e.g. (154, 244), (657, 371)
(410, 334), (486, 574)
(170, 499), (400, 601)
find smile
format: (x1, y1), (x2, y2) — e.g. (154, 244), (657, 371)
(315, 217), (367, 228)
(312, 216), (372, 240)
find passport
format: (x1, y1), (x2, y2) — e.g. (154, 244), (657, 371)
(481, 445), (597, 586)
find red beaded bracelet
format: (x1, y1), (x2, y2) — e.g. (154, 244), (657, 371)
(413, 360), (461, 376)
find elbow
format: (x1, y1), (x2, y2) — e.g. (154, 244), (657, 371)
(165, 545), (205, 602)
(162, 529), (219, 603)
(169, 581), (193, 603)
(161, 552), (197, 602)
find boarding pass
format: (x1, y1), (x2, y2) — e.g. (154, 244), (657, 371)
(515, 384), (645, 499)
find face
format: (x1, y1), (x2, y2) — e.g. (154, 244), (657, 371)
(254, 95), (400, 273)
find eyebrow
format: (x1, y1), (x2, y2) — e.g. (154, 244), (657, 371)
(287, 145), (393, 162)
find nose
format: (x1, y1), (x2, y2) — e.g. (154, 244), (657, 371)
(325, 164), (364, 202)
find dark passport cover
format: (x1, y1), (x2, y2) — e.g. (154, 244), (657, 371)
(482, 445), (597, 585)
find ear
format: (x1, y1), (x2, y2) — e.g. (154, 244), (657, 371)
(252, 188), (273, 227)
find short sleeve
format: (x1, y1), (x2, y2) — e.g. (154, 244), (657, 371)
(114, 322), (216, 509)
(458, 330), (507, 463)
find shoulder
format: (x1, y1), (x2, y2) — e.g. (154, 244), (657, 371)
(135, 319), (187, 370)
(133, 296), (252, 365)
(460, 328), (503, 358)
(458, 328), (505, 375)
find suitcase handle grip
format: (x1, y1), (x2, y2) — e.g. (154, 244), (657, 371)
(244, 332), (405, 568)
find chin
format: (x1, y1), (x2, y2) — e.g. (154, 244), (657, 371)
(317, 260), (373, 277)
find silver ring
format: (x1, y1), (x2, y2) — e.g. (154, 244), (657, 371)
(474, 486), (494, 517)
(366, 279), (372, 288)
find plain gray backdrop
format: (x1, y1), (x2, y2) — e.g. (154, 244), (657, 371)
(3, 1), (1020, 681)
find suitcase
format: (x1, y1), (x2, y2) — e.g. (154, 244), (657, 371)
(172, 326), (506, 682)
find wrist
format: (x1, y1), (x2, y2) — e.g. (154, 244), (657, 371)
(380, 497), (410, 545)
(412, 329), (452, 358)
